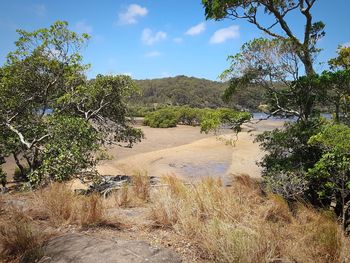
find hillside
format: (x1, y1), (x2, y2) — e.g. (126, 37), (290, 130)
(132, 75), (264, 110)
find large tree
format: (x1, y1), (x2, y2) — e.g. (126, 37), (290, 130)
(0, 21), (142, 185)
(202, 0), (324, 76)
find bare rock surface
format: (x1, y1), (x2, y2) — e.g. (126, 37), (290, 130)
(40, 233), (182, 263)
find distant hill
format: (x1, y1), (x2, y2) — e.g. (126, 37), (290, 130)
(132, 75), (264, 111)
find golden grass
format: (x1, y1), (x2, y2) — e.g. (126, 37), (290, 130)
(150, 175), (350, 263)
(0, 210), (48, 262)
(34, 183), (77, 225)
(112, 171), (151, 208)
(32, 183), (121, 228)
(131, 171), (151, 202)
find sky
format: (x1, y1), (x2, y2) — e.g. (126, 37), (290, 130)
(0, 0), (349, 80)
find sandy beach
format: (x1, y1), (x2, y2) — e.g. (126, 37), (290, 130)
(97, 119), (284, 181)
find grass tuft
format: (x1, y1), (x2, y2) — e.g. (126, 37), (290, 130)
(149, 175), (350, 262)
(0, 210), (48, 262)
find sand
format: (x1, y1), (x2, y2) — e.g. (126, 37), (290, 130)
(97, 120), (284, 181)
(2, 120), (284, 182)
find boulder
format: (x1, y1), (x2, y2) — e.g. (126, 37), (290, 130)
(39, 233), (182, 263)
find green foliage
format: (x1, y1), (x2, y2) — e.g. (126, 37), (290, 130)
(308, 124), (350, 195)
(257, 119), (325, 175)
(144, 108), (179, 128)
(178, 107), (203, 126)
(201, 108), (252, 134)
(202, 0), (323, 76)
(28, 115), (99, 184)
(130, 75), (265, 111)
(329, 45), (350, 70)
(143, 106), (251, 133)
(308, 124), (350, 231)
(0, 22), (142, 185)
(320, 69), (350, 123)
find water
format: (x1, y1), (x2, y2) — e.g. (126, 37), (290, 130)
(252, 112), (333, 121)
(172, 161), (230, 178)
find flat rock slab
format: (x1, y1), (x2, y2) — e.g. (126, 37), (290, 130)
(40, 233), (182, 263)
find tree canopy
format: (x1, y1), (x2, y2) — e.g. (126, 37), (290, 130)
(202, 0), (324, 76)
(0, 21), (142, 185)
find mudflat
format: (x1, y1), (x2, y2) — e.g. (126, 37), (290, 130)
(97, 119), (284, 180)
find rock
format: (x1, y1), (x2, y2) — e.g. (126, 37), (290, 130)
(40, 233), (182, 263)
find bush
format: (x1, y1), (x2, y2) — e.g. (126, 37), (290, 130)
(144, 108), (179, 128)
(143, 106), (251, 131)
(177, 106), (202, 126)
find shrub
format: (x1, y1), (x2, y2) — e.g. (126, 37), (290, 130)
(177, 106), (202, 125)
(144, 108), (179, 128)
(143, 106), (251, 131)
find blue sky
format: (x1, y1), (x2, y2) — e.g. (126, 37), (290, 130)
(0, 1), (349, 80)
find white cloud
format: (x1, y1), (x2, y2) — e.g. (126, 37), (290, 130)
(118, 4), (148, 25)
(210, 25), (240, 44)
(173, 37), (183, 43)
(33, 4), (47, 17)
(145, 51), (162, 57)
(75, 21), (93, 34)
(141, 28), (167, 45)
(185, 22), (206, 36)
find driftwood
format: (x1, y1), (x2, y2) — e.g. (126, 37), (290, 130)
(76, 175), (159, 198)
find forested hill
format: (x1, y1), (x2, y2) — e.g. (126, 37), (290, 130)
(132, 75), (264, 110)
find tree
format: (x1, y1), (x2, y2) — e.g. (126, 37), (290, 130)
(0, 21), (142, 185)
(329, 45), (350, 70)
(319, 70), (350, 123)
(321, 46), (350, 123)
(202, 0), (324, 76)
(220, 38), (324, 120)
(308, 124), (350, 233)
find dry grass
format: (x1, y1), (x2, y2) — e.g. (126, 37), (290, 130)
(150, 175), (350, 263)
(112, 171), (151, 208)
(34, 183), (77, 225)
(32, 183), (122, 229)
(131, 171), (151, 202)
(79, 194), (106, 227)
(0, 210), (49, 262)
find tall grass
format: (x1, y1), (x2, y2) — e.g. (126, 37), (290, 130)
(35, 183), (77, 225)
(0, 210), (47, 262)
(150, 175), (350, 263)
(33, 183), (119, 228)
(113, 171), (151, 208)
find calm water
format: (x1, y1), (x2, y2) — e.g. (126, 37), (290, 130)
(252, 112), (332, 121)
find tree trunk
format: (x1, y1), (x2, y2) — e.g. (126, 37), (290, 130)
(13, 152), (26, 180)
(335, 102), (340, 122)
(343, 199), (350, 235)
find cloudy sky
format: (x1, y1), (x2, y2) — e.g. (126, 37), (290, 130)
(0, 1), (349, 80)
